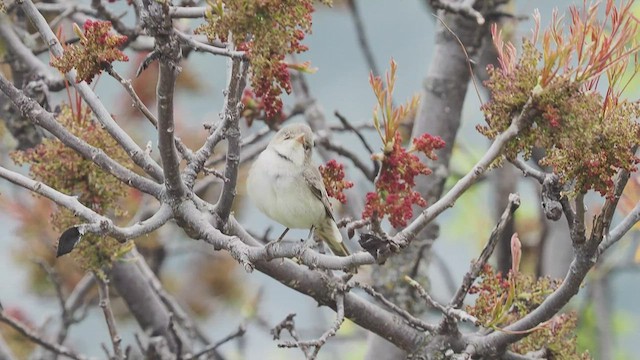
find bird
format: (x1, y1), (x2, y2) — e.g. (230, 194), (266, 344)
(247, 123), (350, 257)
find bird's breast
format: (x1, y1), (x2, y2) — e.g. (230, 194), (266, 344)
(247, 150), (325, 229)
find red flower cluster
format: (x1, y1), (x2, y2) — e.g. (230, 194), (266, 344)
(319, 159), (354, 204)
(196, 0), (328, 126)
(363, 131), (445, 228)
(252, 59), (291, 121)
(240, 88), (285, 127)
(542, 104), (561, 128)
(411, 133), (446, 158)
(51, 20), (128, 83)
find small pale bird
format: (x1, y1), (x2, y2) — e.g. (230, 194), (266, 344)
(247, 123), (350, 256)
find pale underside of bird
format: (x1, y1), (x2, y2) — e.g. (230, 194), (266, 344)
(247, 123), (350, 257)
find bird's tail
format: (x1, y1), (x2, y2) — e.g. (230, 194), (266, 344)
(315, 218), (350, 257)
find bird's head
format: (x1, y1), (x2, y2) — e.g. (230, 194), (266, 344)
(268, 123), (314, 166)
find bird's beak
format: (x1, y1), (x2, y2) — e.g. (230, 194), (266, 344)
(295, 133), (305, 145)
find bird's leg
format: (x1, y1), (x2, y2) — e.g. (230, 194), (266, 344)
(276, 227), (290, 242)
(301, 225), (317, 249)
(264, 228), (289, 253)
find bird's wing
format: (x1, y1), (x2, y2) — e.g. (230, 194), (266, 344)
(303, 166), (335, 221)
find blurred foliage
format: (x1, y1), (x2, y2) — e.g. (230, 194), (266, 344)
(0, 307), (35, 358)
(481, 1), (640, 197)
(467, 264), (591, 359)
(576, 302), (634, 360)
(11, 103), (132, 271)
(51, 20), (128, 83)
(196, 0), (332, 123)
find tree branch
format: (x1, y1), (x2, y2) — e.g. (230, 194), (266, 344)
(0, 309), (88, 360)
(97, 277), (124, 360)
(174, 30), (246, 59)
(0, 73), (163, 197)
(0, 164), (171, 242)
(183, 58), (248, 189)
(395, 97), (535, 246)
(186, 324), (246, 359)
(216, 58), (250, 223)
(156, 46), (188, 199)
(19, 0), (165, 182)
(449, 193), (521, 309)
(349, 281), (437, 332)
(278, 293), (346, 360)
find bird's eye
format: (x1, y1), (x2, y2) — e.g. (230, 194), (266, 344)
(283, 134), (291, 140)
(303, 143), (310, 151)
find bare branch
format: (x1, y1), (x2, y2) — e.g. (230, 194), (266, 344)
(346, 0), (380, 76)
(395, 97), (535, 246)
(184, 58), (249, 190)
(97, 277), (124, 360)
(0, 309), (88, 360)
(135, 249), (211, 345)
(469, 170), (631, 355)
(105, 66), (158, 128)
(169, 6), (207, 18)
(349, 281), (437, 332)
(509, 158), (545, 183)
(0, 165), (171, 242)
(201, 215), (424, 351)
(599, 199), (640, 253)
(0, 75), (163, 196)
(91, 0), (137, 39)
(156, 42), (188, 199)
(18, 0), (165, 182)
(54, 273), (96, 344)
(316, 134), (376, 181)
(405, 276), (479, 326)
(449, 193), (521, 308)
(0, 16), (61, 85)
(333, 111), (377, 156)
(278, 293), (346, 360)
(271, 314), (311, 358)
(174, 30), (247, 59)
(216, 58), (250, 223)
(187, 324), (246, 359)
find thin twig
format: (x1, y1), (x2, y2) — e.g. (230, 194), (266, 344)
(97, 276), (124, 360)
(0, 309), (88, 360)
(55, 273), (96, 344)
(35, 260), (68, 324)
(317, 135), (375, 180)
(169, 6), (207, 18)
(183, 58), (248, 189)
(187, 324), (246, 359)
(346, 0), (380, 76)
(105, 66), (158, 127)
(167, 314), (183, 358)
(395, 97), (534, 246)
(174, 29), (246, 59)
(509, 158), (546, 183)
(271, 314), (311, 358)
(0, 75), (164, 196)
(349, 281), (437, 332)
(19, 0), (165, 182)
(278, 293), (346, 360)
(333, 111), (376, 156)
(405, 276), (479, 326)
(449, 193), (521, 308)
(215, 58), (250, 223)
